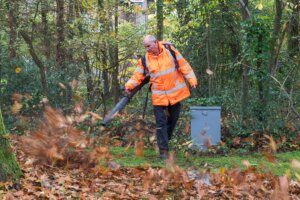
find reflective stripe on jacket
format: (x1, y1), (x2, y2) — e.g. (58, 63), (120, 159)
(125, 42), (198, 106)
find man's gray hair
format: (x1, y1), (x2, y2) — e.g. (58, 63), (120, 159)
(144, 35), (157, 43)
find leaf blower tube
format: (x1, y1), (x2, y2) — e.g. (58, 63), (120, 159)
(101, 75), (150, 126)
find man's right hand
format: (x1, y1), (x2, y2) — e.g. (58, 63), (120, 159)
(125, 88), (131, 94)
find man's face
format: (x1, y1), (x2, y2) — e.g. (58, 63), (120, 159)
(143, 39), (159, 55)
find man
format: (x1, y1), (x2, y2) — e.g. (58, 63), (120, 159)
(125, 35), (198, 159)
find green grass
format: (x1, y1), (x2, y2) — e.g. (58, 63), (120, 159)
(109, 147), (300, 177)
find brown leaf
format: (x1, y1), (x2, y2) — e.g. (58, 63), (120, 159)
(262, 151), (277, 163)
(204, 138), (212, 148)
(89, 112), (103, 120)
(264, 134), (277, 153)
(74, 103), (83, 113)
(24, 93), (32, 100)
(69, 79), (78, 89)
(279, 175), (289, 200)
(4, 192), (14, 200)
(13, 190), (24, 197)
(58, 82), (66, 89)
(291, 159), (300, 169)
(242, 160), (250, 168)
(134, 140), (144, 157)
(184, 122), (190, 135)
(11, 93), (23, 102)
(11, 101), (22, 114)
(46, 146), (64, 160)
(233, 137), (241, 146)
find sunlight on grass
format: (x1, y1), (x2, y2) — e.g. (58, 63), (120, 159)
(109, 146), (300, 177)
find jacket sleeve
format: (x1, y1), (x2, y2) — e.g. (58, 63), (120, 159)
(171, 46), (198, 86)
(125, 58), (146, 90)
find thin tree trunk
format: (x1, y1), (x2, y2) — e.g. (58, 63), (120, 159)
(257, 33), (264, 122)
(67, 0), (75, 63)
(98, 0), (110, 114)
(156, 0), (163, 40)
(263, 0), (284, 116)
(56, 0), (66, 68)
(41, 0), (50, 59)
(220, 0), (241, 59)
(20, 31), (48, 97)
(110, 0), (119, 104)
(84, 52), (94, 107)
(239, 0), (251, 124)
(268, 0), (284, 75)
(206, 16), (212, 97)
(287, 0), (299, 58)
(6, 0), (17, 58)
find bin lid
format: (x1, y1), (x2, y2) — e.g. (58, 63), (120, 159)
(190, 106), (221, 110)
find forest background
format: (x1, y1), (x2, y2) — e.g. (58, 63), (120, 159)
(0, 0), (299, 164)
(0, 0), (299, 198)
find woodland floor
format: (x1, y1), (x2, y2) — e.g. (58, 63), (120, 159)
(1, 106), (300, 199)
(0, 135), (299, 200)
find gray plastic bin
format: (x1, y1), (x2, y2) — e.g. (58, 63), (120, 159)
(190, 106), (221, 150)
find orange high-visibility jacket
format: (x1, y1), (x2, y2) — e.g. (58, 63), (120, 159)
(125, 42), (198, 106)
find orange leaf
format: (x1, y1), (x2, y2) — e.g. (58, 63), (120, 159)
(46, 146), (64, 160)
(11, 102), (22, 114)
(134, 140), (144, 157)
(11, 93), (23, 102)
(264, 134), (277, 152)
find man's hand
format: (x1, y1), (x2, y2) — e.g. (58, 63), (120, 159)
(191, 84), (197, 89)
(125, 88), (131, 94)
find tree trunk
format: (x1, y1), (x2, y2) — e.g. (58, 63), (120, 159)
(219, 0), (241, 59)
(175, 0), (191, 27)
(268, 0), (284, 75)
(66, 0), (75, 63)
(41, 0), (51, 59)
(156, 0), (164, 40)
(98, 0), (110, 114)
(20, 31), (49, 97)
(84, 52), (94, 107)
(287, 0), (299, 58)
(206, 15), (212, 97)
(262, 0), (284, 116)
(56, 0), (66, 68)
(256, 33), (265, 122)
(110, 0), (120, 104)
(0, 108), (22, 182)
(239, 0), (251, 124)
(6, 0), (17, 58)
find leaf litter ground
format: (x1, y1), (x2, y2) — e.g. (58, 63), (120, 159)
(1, 106), (300, 199)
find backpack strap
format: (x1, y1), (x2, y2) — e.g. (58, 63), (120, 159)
(163, 44), (179, 70)
(141, 55), (147, 76)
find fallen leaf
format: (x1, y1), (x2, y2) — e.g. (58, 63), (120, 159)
(291, 159), (300, 169)
(206, 68), (214, 75)
(58, 82), (66, 89)
(11, 101), (22, 114)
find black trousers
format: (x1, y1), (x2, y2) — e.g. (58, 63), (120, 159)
(153, 102), (181, 152)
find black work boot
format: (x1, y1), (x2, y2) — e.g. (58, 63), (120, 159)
(159, 150), (169, 159)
